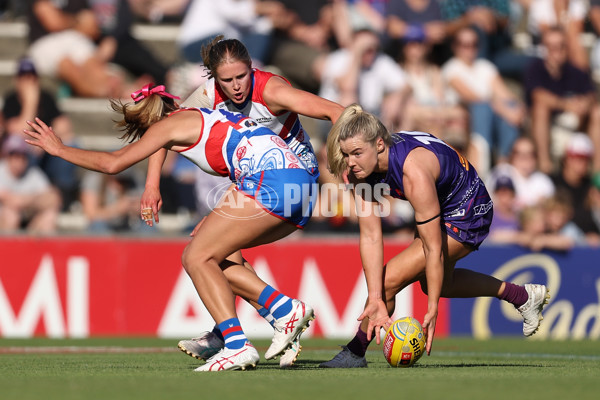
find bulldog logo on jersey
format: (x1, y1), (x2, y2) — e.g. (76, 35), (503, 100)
(236, 146), (247, 160)
(271, 136), (288, 149)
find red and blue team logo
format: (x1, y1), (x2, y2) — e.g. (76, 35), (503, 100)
(236, 146), (247, 160)
(244, 120), (257, 128)
(285, 152), (299, 163)
(271, 136), (287, 148)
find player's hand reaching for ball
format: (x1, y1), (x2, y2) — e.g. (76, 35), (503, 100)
(358, 298), (392, 345)
(422, 304), (438, 355)
(24, 118), (63, 156)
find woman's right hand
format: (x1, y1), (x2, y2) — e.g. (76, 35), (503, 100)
(358, 298), (392, 345)
(24, 118), (63, 156)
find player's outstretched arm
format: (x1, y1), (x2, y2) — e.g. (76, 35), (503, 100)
(263, 76), (344, 123)
(403, 148), (443, 355)
(24, 117), (168, 175)
(353, 184), (392, 344)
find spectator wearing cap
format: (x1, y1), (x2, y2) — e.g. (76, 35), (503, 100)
(2, 57), (81, 210)
(485, 172), (582, 250)
(2, 57), (58, 137)
(551, 132), (600, 238)
(0, 135), (61, 234)
(487, 174), (520, 244)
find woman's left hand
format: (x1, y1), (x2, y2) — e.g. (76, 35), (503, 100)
(358, 298), (392, 344)
(24, 118), (63, 156)
(140, 186), (162, 227)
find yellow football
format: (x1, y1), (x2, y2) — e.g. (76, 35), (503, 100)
(382, 316), (425, 368)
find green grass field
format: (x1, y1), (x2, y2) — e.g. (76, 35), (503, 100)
(1, 337), (599, 400)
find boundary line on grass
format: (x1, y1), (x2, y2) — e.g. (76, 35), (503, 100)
(0, 346), (177, 354)
(1, 347), (598, 362)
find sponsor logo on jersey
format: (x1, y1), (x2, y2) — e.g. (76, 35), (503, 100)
(474, 200), (493, 215)
(449, 209), (466, 218)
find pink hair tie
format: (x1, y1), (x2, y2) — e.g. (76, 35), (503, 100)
(131, 83), (181, 102)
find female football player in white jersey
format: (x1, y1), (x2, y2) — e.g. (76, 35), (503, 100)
(24, 84), (318, 372)
(140, 36), (344, 368)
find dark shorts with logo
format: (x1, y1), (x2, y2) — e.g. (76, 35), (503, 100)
(442, 195), (493, 250)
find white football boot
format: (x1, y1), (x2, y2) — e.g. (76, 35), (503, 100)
(517, 284), (550, 336)
(194, 342), (260, 372)
(279, 339), (302, 368)
(319, 346), (367, 368)
(265, 299), (314, 360)
(178, 331), (224, 360)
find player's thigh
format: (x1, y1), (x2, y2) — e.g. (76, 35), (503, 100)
(384, 234), (473, 294)
(445, 234), (473, 265)
(419, 234), (474, 293)
(184, 190), (296, 265)
(384, 239), (428, 294)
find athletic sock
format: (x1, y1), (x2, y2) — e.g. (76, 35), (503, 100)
(257, 285), (293, 320)
(499, 282), (529, 308)
(346, 327), (373, 358)
(257, 307), (276, 327)
(211, 325), (224, 341)
(217, 318), (247, 350)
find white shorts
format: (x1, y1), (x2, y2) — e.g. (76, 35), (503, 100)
(28, 30), (96, 77)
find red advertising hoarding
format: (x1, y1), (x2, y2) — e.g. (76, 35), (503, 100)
(0, 236), (446, 338)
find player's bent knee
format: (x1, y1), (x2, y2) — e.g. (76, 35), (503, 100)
(181, 242), (223, 276)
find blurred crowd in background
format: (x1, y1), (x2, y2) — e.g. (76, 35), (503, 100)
(1, 0), (600, 251)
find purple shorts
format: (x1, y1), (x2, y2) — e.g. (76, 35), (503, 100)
(442, 198), (493, 250)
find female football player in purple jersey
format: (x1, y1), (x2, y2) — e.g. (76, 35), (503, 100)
(140, 36), (344, 368)
(24, 84), (318, 372)
(320, 104), (550, 368)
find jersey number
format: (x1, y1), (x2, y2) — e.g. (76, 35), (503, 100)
(403, 131), (470, 171)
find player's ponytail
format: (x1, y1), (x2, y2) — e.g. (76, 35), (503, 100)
(110, 92), (178, 143)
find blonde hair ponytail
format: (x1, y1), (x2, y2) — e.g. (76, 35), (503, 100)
(111, 94), (177, 143)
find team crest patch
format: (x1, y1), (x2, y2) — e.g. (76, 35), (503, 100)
(271, 136), (288, 148)
(236, 146), (247, 160)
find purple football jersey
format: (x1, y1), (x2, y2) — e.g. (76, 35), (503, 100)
(368, 131), (493, 248)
